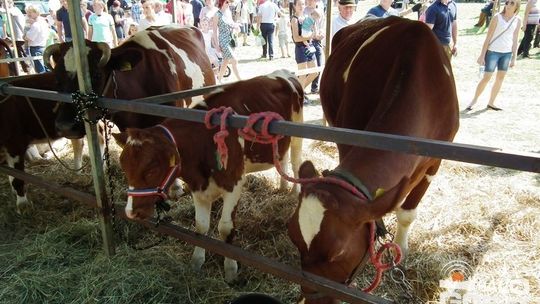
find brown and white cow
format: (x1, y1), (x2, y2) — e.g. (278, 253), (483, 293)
(287, 17), (459, 303)
(113, 70), (303, 282)
(0, 73), (84, 212)
(44, 25), (215, 139)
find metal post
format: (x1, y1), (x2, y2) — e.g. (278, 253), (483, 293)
(67, 0), (115, 256)
(324, 0), (332, 59)
(3, 0), (22, 75)
(172, 0), (178, 24)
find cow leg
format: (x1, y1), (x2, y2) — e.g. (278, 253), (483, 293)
(25, 144), (43, 162)
(218, 176), (245, 282)
(395, 165), (440, 258)
(289, 110), (303, 194)
(70, 138), (84, 169)
(191, 191), (213, 272)
(6, 153), (32, 213)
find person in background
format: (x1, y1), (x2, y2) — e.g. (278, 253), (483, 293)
(88, 0), (118, 47)
(56, 0), (88, 43)
(6, 0), (29, 72)
(192, 0), (204, 27)
(139, 0), (159, 30)
(331, 0), (356, 38)
(466, 0), (521, 111)
(304, 0), (323, 93)
(213, 0), (241, 82)
(275, 9), (290, 57)
(24, 5), (49, 73)
(474, 0), (495, 27)
(236, 0), (249, 45)
(183, 0), (194, 25)
(257, 0), (280, 60)
(200, 0), (219, 28)
(365, 0), (418, 18)
(517, 0), (539, 58)
(155, 1), (173, 24)
(291, 0), (317, 101)
(425, 0), (458, 60)
(110, 1), (126, 44)
(131, 0), (143, 24)
(81, 0), (93, 21)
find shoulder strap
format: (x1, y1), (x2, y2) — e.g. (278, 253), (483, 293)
(489, 15), (516, 46)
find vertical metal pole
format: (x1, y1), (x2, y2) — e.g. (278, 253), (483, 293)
(172, 0), (178, 24)
(67, 0), (116, 256)
(3, 0), (21, 75)
(324, 0), (332, 59)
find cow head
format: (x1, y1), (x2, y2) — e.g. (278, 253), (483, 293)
(287, 161), (408, 304)
(113, 127), (180, 220)
(43, 41), (111, 139)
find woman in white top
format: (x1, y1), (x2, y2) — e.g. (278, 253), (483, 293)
(138, 0), (158, 31)
(24, 5), (50, 73)
(466, 0), (521, 111)
(88, 0), (118, 47)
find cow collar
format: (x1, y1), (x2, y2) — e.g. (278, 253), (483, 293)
(322, 167), (373, 201)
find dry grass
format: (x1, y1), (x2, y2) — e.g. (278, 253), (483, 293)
(1, 2), (539, 303)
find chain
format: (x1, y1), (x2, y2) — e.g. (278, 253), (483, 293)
(72, 91), (106, 124)
(102, 116), (119, 243)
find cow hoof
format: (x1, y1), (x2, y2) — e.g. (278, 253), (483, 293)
(16, 198), (33, 214)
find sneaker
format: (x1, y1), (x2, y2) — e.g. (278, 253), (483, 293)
(310, 89), (319, 94)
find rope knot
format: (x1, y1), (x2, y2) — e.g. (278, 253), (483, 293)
(238, 112), (285, 144)
(204, 106), (235, 170)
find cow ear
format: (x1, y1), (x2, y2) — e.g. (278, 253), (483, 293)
(299, 161), (319, 179)
(362, 177), (410, 222)
(107, 47), (144, 71)
(112, 132), (128, 148)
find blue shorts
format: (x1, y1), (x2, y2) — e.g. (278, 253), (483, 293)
(295, 44), (314, 64)
(485, 50), (512, 72)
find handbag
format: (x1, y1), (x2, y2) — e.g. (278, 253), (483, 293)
(230, 34), (237, 48)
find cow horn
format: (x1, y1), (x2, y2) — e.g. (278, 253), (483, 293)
(96, 42), (111, 68)
(43, 44), (61, 70)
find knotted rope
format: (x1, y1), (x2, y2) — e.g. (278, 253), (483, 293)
(204, 106), (235, 170)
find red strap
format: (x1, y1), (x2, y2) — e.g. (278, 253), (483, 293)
(204, 107), (235, 170)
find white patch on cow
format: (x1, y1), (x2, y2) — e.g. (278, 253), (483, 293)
(425, 174), (435, 183)
(299, 195), (326, 250)
(343, 26), (390, 82)
(298, 298), (306, 304)
(394, 208), (417, 255)
(188, 100), (207, 109)
(238, 137), (245, 149)
(243, 103), (251, 112)
(64, 46), (91, 77)
(131, 31), (177, 75)
(125, 186), (136, 219)
(443, 64), (451, 76)
(126, 136), (143, 146)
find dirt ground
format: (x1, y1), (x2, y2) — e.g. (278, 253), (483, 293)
(0, 2), (539, 303)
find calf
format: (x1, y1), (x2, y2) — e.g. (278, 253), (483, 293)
(287, 17), (459, 303)
(113, 70), (303, 282)
(0, 73), (83, 212)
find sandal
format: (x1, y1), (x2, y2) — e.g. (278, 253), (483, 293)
(487, 105), (502, 111)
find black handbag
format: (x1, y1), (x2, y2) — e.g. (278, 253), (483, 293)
(230, 34), (237, 48)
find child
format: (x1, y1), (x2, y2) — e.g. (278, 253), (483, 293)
(127, 22), (138, 37)
(301, 9), (320, 39)
(199, 18), (219, 68)
(275, 11), (290, 58)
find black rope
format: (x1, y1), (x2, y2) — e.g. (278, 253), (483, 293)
(72, 91), (106, 124)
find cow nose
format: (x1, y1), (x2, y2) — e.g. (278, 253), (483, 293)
(125, 208), (138, 220)
(55, 121), (85, 139)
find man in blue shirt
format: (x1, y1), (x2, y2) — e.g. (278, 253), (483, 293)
(425, 0), (457, 60)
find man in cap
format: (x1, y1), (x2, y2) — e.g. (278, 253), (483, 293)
(331, 0), (356, 38)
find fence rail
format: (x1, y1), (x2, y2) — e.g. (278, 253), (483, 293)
(1, 84), (538, 173)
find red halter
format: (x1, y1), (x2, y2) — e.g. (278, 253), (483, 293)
(126, 125), (180, 200)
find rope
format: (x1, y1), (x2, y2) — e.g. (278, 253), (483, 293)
(25, 96), (88, 172)
(204, 106), (235, 170)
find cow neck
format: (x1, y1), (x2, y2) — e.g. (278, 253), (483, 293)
(323, 167), (373, 201)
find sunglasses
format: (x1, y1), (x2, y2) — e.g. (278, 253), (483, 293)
(505, 1), (515, 5)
